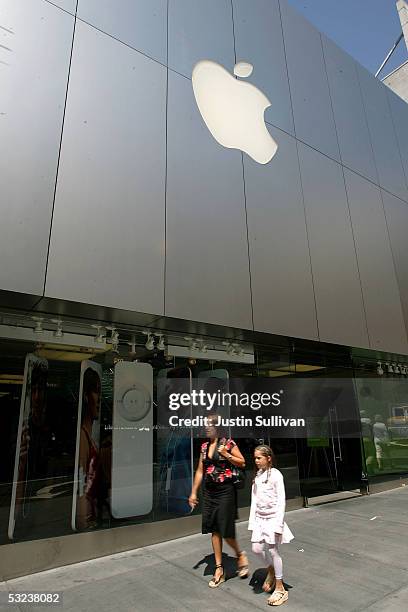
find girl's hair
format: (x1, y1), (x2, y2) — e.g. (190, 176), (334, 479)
(253, 444), (277, 482)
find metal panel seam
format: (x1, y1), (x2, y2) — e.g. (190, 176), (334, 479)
(42, 0), (79, 297)
(356, 61), (408, 345)
(278, 0), (319, 341)
(231, 0), (255, 330)
(386, 91), (408, 196)
(164, 0), (169, 315)
(320, 33), (371, 347)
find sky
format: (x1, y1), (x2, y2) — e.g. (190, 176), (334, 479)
(288, 0), (407, 77)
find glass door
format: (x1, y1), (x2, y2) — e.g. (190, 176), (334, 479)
(298, 405), (363, 503)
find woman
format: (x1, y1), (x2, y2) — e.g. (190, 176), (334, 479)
(188, 414), (249, 587)
(77, 367), (102, 530)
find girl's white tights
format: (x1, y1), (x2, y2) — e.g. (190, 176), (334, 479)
(252, 541), (283, 580)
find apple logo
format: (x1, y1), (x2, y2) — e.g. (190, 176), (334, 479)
(192, 60), (278, 165)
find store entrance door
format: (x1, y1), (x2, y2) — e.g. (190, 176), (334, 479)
(298, 406), (363, 504)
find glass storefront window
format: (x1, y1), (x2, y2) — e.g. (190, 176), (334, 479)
(1, 309), (406, 549)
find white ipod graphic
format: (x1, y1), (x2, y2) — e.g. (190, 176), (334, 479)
(111, 362), (153, 518)
(192, 60), (278, 164)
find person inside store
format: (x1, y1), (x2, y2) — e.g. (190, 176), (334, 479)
(77, 367), (102, 530)
(373, 414), (391, 471)
(188, 414), (249, 587)
(359, 406), (376, 475)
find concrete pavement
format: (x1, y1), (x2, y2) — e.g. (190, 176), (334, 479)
(2, 485), (408, 611)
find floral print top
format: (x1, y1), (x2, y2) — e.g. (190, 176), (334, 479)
(201, 438), (236, 484)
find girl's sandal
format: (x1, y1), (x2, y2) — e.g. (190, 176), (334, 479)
(267, 590), (288, 606)
(237, 551), (249, 579)
(208, 564), (225, 588)
(262, 570), (276, 593)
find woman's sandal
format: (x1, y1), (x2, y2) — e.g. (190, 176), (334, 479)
(262, 570), (276, 593)
(236, 551), (249, 579)
(208, 564), (225, 588)
(267, 589), (288, 606)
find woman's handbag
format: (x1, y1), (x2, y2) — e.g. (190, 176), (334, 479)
(231, 466), (246, 489)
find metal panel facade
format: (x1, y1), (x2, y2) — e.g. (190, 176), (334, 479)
(298, 143), (369, 348)
(50, 0), (77, 13)
(1, 0), (408, 356)
(357, 64), (408, 202)
(0, 0), (74, 295)
(244, 127), (317, 339)
(279, 0), (340, 161)
(322, 36), (377, 184)
(344, 169), (408, 353)
(387, 88), (408, 193)
(168, 0), (235, 78)
(232, 0), (294, 135)
(77, 0), (167, 65)
(383, 191), (408, 336)
(165, 71), (252, 329)
(45, 22), (166, 314)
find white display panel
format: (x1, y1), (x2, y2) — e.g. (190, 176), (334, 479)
(111, 362), (153, 518)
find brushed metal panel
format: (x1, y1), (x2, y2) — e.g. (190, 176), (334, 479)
(321, 35), (377, 184)
(344, 169), (408, 353)
(45, 21), (166, 315)
(168, 0), (235, 78)
(232, 0), (294, 135)
(387, 89), (408, 201)
(0, 0), (74, 295)
(382, 190), (408, 337)
(298, 143), (368, 348)
(244, 127), (317, 340)
(279, 0), (340, 161)
(77, 0), (167, 64)
(357, 64), (408, 202)
(166, 71), (252, 329)
(50, 0), (77, 13)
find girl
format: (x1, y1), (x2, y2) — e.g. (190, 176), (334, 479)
(249, 445), (294, 606)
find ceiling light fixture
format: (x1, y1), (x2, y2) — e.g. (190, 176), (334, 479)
(197, 339), (208, 353)
(377, 361), (384, 376)
(155, 334), (166, 352)
(51, 319), (64, 338)
(32, 316), (44, 334)
(184, 337), (199, 351)
(128, 334), (137, 355)
(92, 324), (106, 344)
(143, 330), (155, 351)
(111, 329), (120, 353)
(222, 341), (236, 356)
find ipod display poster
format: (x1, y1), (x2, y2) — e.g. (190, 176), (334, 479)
(72, 360), (102, 531)
(157, 367), (193, 516)
(8, 354), (48, 540)
(111, 361), (153, 518)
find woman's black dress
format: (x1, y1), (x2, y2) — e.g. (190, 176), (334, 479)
(201, 439), (238, 539)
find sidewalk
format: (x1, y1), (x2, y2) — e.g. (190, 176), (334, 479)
(2, 486), (408, 612)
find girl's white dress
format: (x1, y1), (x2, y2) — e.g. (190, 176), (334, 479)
(249, 468), (294, 545)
